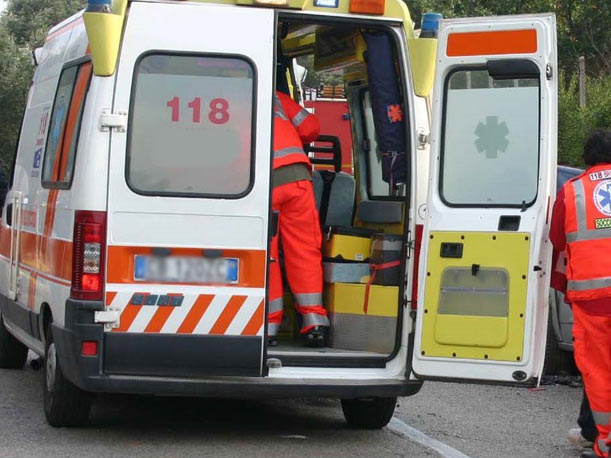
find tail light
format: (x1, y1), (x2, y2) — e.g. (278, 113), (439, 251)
(71, 211), (107, 301)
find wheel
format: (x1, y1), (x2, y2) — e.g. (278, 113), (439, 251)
(43, 323), (92, 427)
(543, 306), (576, 375)
(341, 397), (397, 429)
(0, 312), (28, 369)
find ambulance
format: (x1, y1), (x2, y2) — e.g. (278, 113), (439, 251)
(0, 0), (557, 428)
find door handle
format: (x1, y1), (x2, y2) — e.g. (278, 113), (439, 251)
(6, 203), (12, 227)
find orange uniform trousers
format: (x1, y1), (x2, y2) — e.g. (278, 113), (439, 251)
(268, 180), (329, 336)
(572, 304), (611, 457)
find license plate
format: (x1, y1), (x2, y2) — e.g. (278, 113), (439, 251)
(134, 256), (239, 284)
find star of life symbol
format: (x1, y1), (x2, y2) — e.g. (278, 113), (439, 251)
(474, 116), (509, 159)
(594, 179), (611, 217)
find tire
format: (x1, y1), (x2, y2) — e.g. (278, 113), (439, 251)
(0, 312), (28, 369)
(43, 323), (92, 427)
(543, 311), (576, 375)
(341, 397), (397, 429)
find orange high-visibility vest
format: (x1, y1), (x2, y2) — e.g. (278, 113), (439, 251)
(273, 92), (319, 170)
(563, 163), (611, 303)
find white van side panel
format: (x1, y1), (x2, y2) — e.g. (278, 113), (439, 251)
(0, 14), (91, 331)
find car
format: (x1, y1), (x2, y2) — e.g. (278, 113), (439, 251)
(544, 165), (583, 374)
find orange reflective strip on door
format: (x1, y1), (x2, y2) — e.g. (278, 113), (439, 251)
(115, 305), (142, 332)
(144, 306), (175, 333)
(447, 29), (537, 57)
(241, 300), (264, 336)
(106, 246), (266, 288)
(177, 295), (214, 334)
(105, 291), (118, 306)
(209, 296), (247, 335)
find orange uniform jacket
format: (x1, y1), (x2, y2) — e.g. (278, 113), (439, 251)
(551, 164), (611, 312)
(272, 91), (320, 170)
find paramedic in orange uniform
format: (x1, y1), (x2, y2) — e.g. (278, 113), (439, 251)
(550, 128), (611, 458)
(268, 90), (330, 347)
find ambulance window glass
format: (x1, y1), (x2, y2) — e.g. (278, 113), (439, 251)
(42, 66), (78, 184)
(42, 62), (92, 188)
(128, 54), (255, 197)
(361, 91), (405, 200)
(441, 69), (540, 206)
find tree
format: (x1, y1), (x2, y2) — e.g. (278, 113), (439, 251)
(409, 0), (610, 76)
(0, 1), (85, 174)
(0, 27), (31, 174)
(3, 0), (85, 48)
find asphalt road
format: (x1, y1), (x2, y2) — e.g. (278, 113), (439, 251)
(0, 353), (585, 458)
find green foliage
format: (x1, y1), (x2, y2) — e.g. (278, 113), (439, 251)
(4, 0), (85, 48)
(0, 1), (85, 177)
(558, 73), (611, 166)
(0, 28), (32, 175)
(409, 0), (610, 76)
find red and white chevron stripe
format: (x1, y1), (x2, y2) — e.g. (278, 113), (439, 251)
(106, 292), (264, 336)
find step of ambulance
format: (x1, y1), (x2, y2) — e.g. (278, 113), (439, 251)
(324, 282), (398, 354)
(322, 226), (380, 262)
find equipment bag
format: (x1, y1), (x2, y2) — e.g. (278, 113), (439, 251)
(363, 32), (407, 188)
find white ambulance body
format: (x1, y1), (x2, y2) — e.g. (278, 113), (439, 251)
(0, 0), (557, 428)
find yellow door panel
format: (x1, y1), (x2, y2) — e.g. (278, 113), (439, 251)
(421, 232), (530, 362)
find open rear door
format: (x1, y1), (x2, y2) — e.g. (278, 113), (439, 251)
(104, 2), (274, 377)
(412, 14), (557, 384)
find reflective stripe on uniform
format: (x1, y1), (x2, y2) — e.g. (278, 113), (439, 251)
(274, 96), (289, 121)
(593, 411), (611, 427)
(292, 109), (309, 127)
(294, 292), (323, 306)
(567, 229), (611, 242)
(302, 312), (330, 328)
(566, 179), (611, 242)
(567, 277), (611, 291)
(268, 298), (284, 314)
(274, 146), (305, 158)
(598, 438), (609, 453)
(268, 322), (280, 336)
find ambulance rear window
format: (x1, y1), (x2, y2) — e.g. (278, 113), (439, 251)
(440, 68), (540, 207)
(127, 54), (255, 198)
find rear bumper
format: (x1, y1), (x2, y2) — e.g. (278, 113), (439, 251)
(53, 299), (423, 399)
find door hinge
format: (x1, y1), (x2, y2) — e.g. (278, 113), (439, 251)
(417, 129), (429, 150)
(94, 308), (121, 330)
(99, 110), (127, 132)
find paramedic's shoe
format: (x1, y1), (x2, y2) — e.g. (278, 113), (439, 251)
(568, 428), (594, 449)
(580, 448), (599, 458)
(304, 326), (326, 348)
(268, 336), (278, 347)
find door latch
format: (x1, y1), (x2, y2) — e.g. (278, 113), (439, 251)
(99, 110), (128, 133)
(94, 308), (121, 330)
(417, 129), (429, 150)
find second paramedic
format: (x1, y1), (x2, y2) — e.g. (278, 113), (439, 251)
(550, 128), (611, 458)
(268, 89), (330, 347)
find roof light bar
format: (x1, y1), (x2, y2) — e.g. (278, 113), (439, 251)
(86, 0), (113, 13)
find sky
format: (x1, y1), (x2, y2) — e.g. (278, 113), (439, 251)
(0, 2), (6, 13)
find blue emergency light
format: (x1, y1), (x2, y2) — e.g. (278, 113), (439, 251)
(86, 0), (113, 13)
(420, 12), (443, 38)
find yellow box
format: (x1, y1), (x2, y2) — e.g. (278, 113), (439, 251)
(324, 283), (399, 353)
(322, 227), (377, 262)
(324, 283), (398, 317)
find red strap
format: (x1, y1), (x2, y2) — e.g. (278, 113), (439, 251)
(363, 261), (401, 314)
